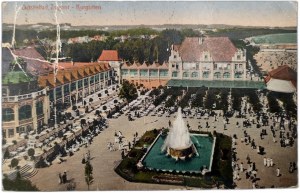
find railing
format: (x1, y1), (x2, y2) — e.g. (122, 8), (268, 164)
(19, 118), (33, 125)
(2, 88), (47, 102)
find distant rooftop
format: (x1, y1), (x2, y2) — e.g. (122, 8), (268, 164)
(98, 50), (121, 61)
(179, 37), (238, 62)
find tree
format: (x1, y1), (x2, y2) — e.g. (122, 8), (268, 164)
(2, 172), (39, 191)
(118, 80), (138, 103)
(11, 158), (19, 169)
(85, 161), (94, 190)
(27, 148), (35, 160)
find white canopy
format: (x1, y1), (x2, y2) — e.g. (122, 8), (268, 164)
(267, 78), (296, 93)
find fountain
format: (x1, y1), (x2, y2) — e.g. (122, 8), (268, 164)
(161, 108), (197, 160)
(139, 108), (216, 174)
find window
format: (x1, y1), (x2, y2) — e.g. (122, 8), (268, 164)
(64, 84), (70, 95)
(78, 80), (83, 88)
(159, 70), (168, 77)
(90, 76), (94, 84)
(237, 55), (241, 60)
(55, 87), (62, 98)
(71, 82), (76, 91)
(140, 70), (148, 77)
(191, 72), (198, 78)
(183, 72), (189, 77)
(84, 78), (89, 86)
(172, 71), (178, 77)
(214, 63), (217, 70)
(100, 73), (104, 79)
(223, 72), (230, 78)
(36, 101), (43, 116)
(95, 74), (100, 82)
(214, 72), (221, 79)
(174, 55), (177, 59)
(121, 69), (128, 76)
(235, 72), (242, 78)
(205, 55), (208, 59)
(130, 70), (137, 76)
(19, 105), (32, 120)
(203, 71), (209, 78)
(2, 108), (14, 122)
(149, 70), (158, 77)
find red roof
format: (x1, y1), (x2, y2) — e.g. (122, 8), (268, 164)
(179, 37), (237, 62)
(267, 65), (297, 82)
(98, 50), (120, 61)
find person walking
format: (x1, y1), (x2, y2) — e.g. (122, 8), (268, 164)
(276, 168), (281, 177)
(264, 157), (267, 166)
(240, 162), (244, 172)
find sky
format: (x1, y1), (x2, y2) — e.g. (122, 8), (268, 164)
(1, 1), (298, 27)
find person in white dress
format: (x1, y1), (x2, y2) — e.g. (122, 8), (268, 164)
(276, 168), (280, 177)
(263, 157), (267, 166)
(240, 162), (244, 172)
(270, 159), (274, 167)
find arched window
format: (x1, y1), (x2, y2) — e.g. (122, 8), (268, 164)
(191, 72), (198, 78)
(19, 105), (32, 120)
(2, 108), (14, 122)
(223, 72), (230, 78)
(203, 71), (209, 78)
(36, 101), (43, 116)
(183, 72), (189, 77)
(214, 72), (221, 79)
(234, 72), (242, 78)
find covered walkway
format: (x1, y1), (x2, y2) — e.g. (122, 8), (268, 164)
(166, 79), (266, 89)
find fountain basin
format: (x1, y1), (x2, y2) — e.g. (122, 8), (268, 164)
(140, 134), (216, 174)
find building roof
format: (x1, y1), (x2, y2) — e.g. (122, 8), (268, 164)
(265, 65), (297, 93)
(38, 62), (111, 88)
(267, 65), (297, 81)
(12, 47), (53, 76)
(179, 37), (237, 62)
(98, 50), (121, 61)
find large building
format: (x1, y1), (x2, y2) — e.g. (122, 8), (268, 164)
(38, 61), (115, 111)
(2, 47), (116, 139)
(120, 36), (247, 88)
(2, 47), (51, 139)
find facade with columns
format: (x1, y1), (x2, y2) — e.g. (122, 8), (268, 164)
(2, 72), (50, 139)
(38, 62), (115, 111)
(121, 61), (170, 88)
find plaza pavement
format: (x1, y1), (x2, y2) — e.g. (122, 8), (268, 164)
(30, 109), (298, 190)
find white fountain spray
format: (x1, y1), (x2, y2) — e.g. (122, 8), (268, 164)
(162, 107), (193, 152)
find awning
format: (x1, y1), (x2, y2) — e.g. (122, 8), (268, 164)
(267, 78), (296, 93)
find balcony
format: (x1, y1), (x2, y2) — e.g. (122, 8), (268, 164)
(2, 88), (48, 102)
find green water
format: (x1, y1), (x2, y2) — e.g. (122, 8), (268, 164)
(142, 135), (215, 172)
(252, 33), (297, 44)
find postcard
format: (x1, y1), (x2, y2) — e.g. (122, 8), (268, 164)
(1, 0), (297, 191)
